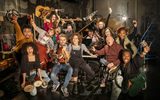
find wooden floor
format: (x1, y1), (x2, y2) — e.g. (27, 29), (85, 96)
(0, 58), (160, 100)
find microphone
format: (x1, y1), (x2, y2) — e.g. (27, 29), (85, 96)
(83, 10), (98, 21)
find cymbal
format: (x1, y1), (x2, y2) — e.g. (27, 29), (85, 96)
(34, 80), (42, 87)
(24, 85), (34, 92)
(41, 81), (48, 88)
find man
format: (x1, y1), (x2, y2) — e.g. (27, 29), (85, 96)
(11, 15), (34, 88)
(62, 20), (76, 40)
(50, 34), (73, 97)
(92, 35), (123, 71)
(12, 16), (33, 64)
(92, 35), (123, 100)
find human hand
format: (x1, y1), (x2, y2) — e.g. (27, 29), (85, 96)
(11, 15), (18, 23)
(133, 20), (137, 27)
(55, 9), (58, 13)
(107, 63), (114, 69)
(109, 7), (112, 14)
(21, 82), (26, 88)
(92, 46), (96, 52)
(128, 80), (132, 89)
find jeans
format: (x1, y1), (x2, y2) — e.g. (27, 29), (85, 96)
(27, 71), (37, 82)
(51, 63), (73, 88)
(41, 69), (51, 82)
(100, 58), (108, 66)
(111, 69), (123, 100)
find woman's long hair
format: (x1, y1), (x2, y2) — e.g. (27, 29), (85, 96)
(21, 42), (38, 56)
(70, 33), (83, 45)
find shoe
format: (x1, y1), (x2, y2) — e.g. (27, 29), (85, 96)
(61, 86), (69, 97)
(67, 82), (74, 95)
(51, 82), (60, 92)
(100, 82), (105, 87)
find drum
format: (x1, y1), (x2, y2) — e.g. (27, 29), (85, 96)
(24, 85), (34, 92)
(33, 80), (42, 87)
(30, 86), (37, 96)
(41, 81), (48, 88)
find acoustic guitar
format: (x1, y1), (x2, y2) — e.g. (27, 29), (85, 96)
(128, 72), (146, 97)
(35, 5), (64, 19)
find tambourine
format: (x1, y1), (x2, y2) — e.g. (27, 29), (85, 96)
(33, 80), (42, 87)
(24, 85), (34, 92)
(109, 66), (118, 74)
(41, 81), (48, 88)
(5, 9), (20, 22)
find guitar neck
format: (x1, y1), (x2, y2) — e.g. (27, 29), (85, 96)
(62, 18), (82, 22)
(50, 8), (64, 12)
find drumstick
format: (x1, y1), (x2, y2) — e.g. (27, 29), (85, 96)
(32, 13), (37, 41)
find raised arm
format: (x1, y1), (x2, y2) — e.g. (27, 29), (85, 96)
(105, 7), (112, 28)
(30, 18), (46, 35)
(128, 20), (138, 41)
(11, 16), (25, 42)
(71, 19), (76, 33)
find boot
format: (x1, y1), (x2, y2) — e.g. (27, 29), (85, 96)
(67, 82), (74, 95)
(73, 82), (78, 95)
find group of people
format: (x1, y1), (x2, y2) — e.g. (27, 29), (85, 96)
(10, 8), (150, 100)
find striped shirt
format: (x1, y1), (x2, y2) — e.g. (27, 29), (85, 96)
(35, 26), (54, 50)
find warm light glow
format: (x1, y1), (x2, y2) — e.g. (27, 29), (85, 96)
(122, 16), (127, 21)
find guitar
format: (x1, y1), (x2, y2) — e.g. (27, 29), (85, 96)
(35, 5), (64, 19)
(128, 72), (146, 97)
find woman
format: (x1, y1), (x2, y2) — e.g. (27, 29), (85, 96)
(31, 18), (54, 83)
(118, 43), (150, 100)
(21, 42), (43, 96)
(68, 33), (96, 94)
(116, 27), (137, 58)
(104, 27), (115, 38)
(43, 12), (60, 32)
